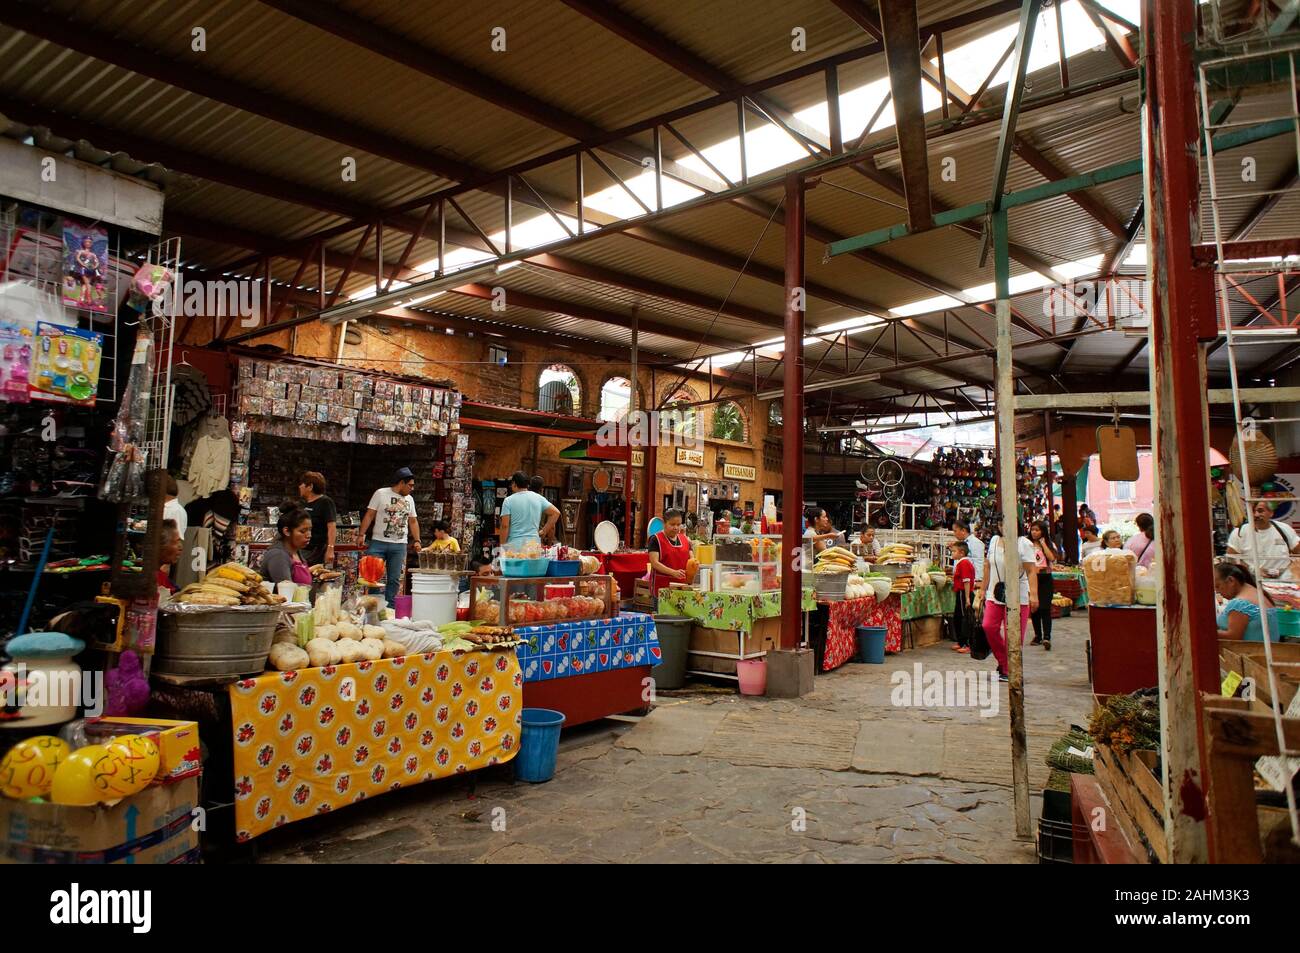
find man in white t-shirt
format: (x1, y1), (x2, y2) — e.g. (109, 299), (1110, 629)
(975, 529), (1038, 681)
(163, 474), (188, 542)
(359, 467), (421, 604)
(1227, 501), (1300, 577)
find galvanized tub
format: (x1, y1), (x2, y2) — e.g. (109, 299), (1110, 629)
(155, 607), (279, 677)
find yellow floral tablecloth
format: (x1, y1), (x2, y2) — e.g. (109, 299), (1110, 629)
(227, 650), (522, 841)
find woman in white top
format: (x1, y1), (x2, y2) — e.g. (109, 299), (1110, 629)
(974, 523), (1039, 680)
(1079, 526), (1102, 557)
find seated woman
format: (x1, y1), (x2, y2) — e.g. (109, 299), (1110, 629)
(262, 507), (314, 587)
(1100, 529), (1124, 551)
(1214, 561), (1281, 642)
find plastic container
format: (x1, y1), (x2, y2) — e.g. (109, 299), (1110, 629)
(736, 658), (767, 695)
(546, 559), (581, 576)
(410, 571), (457, 627)
(516, 708), (566, 782)
(543, 583), (576, 601)
(394, 595), (412, 619)
(1277, 608), (1300, 637)
(501, 557), (550, 577)
(651, 615), (691, 690)
(855, 625), (887, 664)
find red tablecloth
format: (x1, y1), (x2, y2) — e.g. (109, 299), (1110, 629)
(823, 595), (903, 670)
(585, 551), (649, 599)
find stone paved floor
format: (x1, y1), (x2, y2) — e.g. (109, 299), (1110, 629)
(254, 613), (1094, 864)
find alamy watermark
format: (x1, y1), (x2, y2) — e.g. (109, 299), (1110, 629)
(890, 663), (1000, 718)
(151, 272), (261, 331)
(1, 665), (104, 717)
(595, 409), (703, 451)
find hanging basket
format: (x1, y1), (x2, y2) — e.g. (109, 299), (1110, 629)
(1229, 431), (1278, 485)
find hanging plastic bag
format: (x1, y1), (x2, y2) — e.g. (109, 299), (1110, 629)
(98, 325), (155, 501)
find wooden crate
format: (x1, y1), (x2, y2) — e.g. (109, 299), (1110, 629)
(1093, 744), (1167, 863)
(1218, 639), (1300, 709)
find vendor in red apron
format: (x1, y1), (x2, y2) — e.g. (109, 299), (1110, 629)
(648, 508), (694, 595)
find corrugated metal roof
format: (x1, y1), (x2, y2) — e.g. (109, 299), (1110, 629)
(2, 1), (1293, 417)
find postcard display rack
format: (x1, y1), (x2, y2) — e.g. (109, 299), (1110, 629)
(230, 360), (477, 561)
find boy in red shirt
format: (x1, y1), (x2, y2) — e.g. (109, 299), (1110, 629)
(950, 540), (976, 653)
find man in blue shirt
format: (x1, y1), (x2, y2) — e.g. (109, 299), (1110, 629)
(499, 470), (559, 551)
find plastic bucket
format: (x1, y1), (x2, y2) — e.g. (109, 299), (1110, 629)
(651, 615), (691, 690)
(516, 708), (566, 782)
(736, 659), (767, 695)
(855, 625), (887, 664)
(410, 571), (457, 627)
(1278, 608), (1300, 637)
(394, 595), (412, 619)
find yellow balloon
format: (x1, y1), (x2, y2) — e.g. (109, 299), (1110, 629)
(0, 735), (70, 799)
(104, 735), (159, 796)
(50, 744), (115, 806)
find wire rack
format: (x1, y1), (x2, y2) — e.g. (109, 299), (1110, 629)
(0, 201), (130, 403)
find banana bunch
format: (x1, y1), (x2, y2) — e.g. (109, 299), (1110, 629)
(814, 546), (855, 574)
(175, 562), (285, 606)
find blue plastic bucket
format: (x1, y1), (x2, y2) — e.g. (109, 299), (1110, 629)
(855, 626), (887, 664)
(516, 708), (566, 782)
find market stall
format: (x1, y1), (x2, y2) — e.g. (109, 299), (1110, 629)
(469, 562), (661, 725)
(230, 356), (475, 597)
(227, 648), (521, 841)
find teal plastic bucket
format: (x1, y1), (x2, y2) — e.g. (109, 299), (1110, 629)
(516, 708), (565, 782)
(1277, 609), (1300, 638)
(855, 626), (887, 664)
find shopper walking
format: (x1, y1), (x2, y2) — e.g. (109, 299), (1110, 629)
(975, 523), (1038, 681)
(297, 470), (337, 567)
(359, 466), (421, 605)
(1029, 520), (1057, 650)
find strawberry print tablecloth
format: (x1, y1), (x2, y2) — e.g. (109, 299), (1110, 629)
(821, 595), (903, 670)
(513, 611), (660, 682)
(227, 649), (522, 841)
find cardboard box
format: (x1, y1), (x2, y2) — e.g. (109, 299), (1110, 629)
(1, 776), (200, 864)
(688, 622), (778, 658)
(687, 653), (738, 675)
(84, 717), (202, 782)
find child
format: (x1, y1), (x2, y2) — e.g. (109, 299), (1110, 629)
(425, 520), (460, 553)
(950, 540), (976, 653)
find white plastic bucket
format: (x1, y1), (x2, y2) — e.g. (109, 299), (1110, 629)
(410, 571), (457, 627)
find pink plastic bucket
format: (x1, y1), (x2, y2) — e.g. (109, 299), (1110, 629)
(736, 659), (767, 696)
(394, 595), (412, 619)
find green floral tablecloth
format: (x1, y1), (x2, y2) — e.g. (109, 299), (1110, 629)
(897, 584), (956, 620)
(657, 587), (817, 632)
